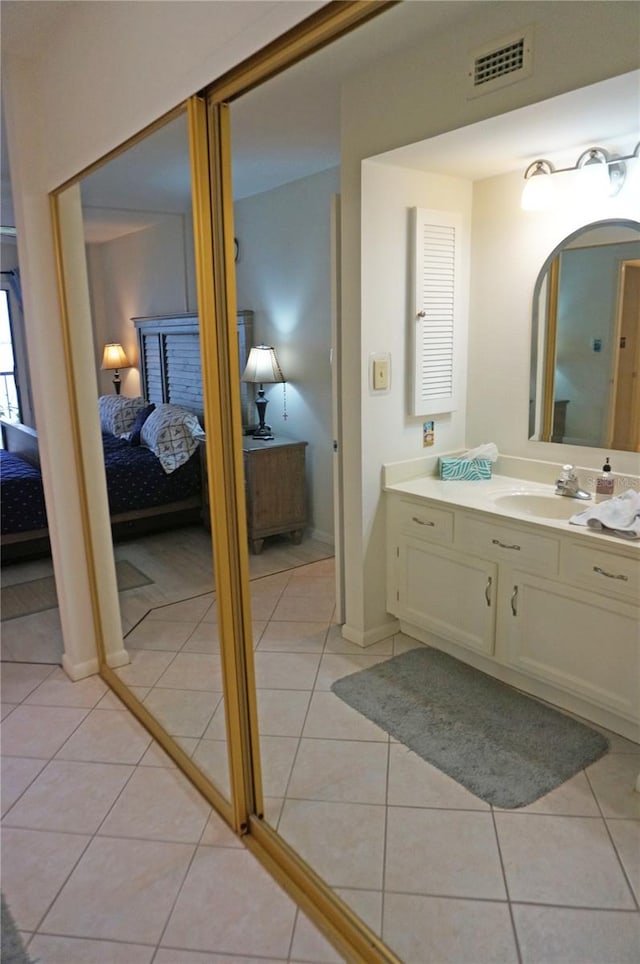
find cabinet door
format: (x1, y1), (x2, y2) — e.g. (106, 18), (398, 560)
(503, 570), (640, 721)
(397, 537), (497, 655)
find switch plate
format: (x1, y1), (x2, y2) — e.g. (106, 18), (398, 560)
(373, 359), (388, 390)
(369, 352), (391, 394)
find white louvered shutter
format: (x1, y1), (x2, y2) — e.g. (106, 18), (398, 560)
(411, 208), (461, 416)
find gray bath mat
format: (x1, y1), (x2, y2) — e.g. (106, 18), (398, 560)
(1, 894), (32, 964)
(331, 647), (609, 808)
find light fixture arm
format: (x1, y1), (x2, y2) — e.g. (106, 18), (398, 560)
(523, 159), (555, 180)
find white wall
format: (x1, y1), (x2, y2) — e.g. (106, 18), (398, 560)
(339, 1), (640, 641)
(354, 160), (472, 641)
(87, 216), (195, 397)
(234, 167), (339, 545)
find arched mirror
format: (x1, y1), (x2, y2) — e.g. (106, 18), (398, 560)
(529, 219), (640, 451)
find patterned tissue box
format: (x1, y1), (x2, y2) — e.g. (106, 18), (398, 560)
(439, 457), (492, 481)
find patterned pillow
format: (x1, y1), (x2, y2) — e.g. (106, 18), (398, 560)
(98, 395), (147, 437)
(140, 403), (205, 473)
(128, 403), (155, 446)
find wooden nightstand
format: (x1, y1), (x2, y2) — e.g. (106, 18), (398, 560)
(243, 438), (308, 554)
(199, 437), (308, 554)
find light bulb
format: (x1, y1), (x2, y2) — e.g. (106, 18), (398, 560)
(575, 149), (612, 201)
(521, 163), (556, 211)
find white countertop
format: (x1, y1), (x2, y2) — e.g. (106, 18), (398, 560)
(384, 473), (640, 552)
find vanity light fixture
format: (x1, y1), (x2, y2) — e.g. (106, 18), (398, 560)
(521, 142), (639, 210)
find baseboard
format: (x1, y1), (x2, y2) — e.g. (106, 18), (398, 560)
(308, 526), (334, 548)
(105, 647), (131, 670)
(341, 617), (399, 648)
(61, 653), (100, 681)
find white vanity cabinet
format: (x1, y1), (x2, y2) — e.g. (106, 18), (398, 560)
(386, 491), (640, 740)
(393, 537), (497, 655)
(502, 567), (639, 722)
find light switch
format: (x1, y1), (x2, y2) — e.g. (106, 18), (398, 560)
(373, 358), (389, 390)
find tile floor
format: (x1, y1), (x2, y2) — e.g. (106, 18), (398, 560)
(2, 553), (640, 962)
(117, 557), (639, 961)
(0, 661), (343, 963)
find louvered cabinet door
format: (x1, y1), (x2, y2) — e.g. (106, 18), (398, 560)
(410, 207), (467, 416)
(243, 440), (308, 554)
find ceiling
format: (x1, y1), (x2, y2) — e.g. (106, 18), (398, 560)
(2, 1), (638, 241)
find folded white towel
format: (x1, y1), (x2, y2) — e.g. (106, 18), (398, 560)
(570, 489), (640, 539)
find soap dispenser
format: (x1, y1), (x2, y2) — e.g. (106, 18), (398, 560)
(595, 457), (614, 503)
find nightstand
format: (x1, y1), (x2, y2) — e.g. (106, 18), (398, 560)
(243, 438), (308, 554)
(199, 437), (308, 554)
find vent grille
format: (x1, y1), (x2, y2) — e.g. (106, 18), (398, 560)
(474, 38), (524, 86)
(468, 28), (533, 98)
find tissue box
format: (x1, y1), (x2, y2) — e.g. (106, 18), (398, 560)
(439, 457), (492, 481)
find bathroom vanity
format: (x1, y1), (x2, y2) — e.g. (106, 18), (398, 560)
(384, 462), (640, 742)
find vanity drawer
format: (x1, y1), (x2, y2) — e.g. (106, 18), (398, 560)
(562, 542), (639, 604)
(457, 514), (559, 574)
(393, 498), (454, 546)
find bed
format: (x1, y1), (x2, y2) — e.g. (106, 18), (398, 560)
(1, 310), (254, 562)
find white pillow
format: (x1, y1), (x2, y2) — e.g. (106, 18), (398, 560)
(98, 395), (147, 436)
(140, 403), (205, 473)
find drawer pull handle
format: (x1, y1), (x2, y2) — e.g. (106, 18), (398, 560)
(593, 565), (628, 582)
(485, 576), (492, 607)
(492, 538), (521, 551)
(412, 516), (435, 527)
(511, 585), (519, 616)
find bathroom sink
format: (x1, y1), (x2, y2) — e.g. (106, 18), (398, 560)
(492, 493), (586, 520)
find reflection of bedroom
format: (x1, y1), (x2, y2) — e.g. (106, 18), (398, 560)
(1, 105), (337, 665)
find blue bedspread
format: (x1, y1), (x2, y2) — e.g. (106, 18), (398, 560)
(0, 450), (48, 533)
(101, 432), (201, 514)
(1, 435), (201, 535)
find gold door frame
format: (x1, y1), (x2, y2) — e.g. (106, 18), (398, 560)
(200, 3), (400, 959)
(541, 256), (560, 442)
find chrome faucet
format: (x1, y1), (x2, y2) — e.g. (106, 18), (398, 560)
(555, 464), (591, 500)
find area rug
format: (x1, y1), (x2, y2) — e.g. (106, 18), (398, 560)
(331, 647), (609, 808)
(1, 560), (153, 622)
(1, 894), (32, 964)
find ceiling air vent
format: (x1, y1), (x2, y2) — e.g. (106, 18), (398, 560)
(468, 28), (533, 98)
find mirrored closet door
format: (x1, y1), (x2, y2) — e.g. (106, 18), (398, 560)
(52, 106), (234, 815)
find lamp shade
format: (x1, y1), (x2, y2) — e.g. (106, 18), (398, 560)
(101, 343), (129, 371)
(241, 345), (285, 385)
(575, 152), (611, 200)
(521, 161), (556, 211)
